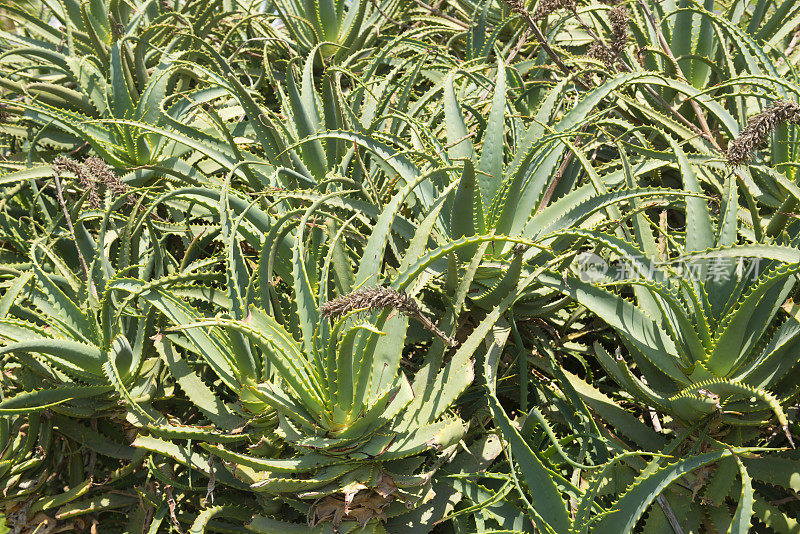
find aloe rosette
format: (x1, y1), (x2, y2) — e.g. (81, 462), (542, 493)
(105, 178), (493, 531)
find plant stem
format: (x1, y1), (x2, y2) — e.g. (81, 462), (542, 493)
(52, 171), (90, 284)
(636, 0), (721, 151)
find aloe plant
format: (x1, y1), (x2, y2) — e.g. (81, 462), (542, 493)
(0, 163), (167, 411)
(95, 172), (529, 530)
(0, 175), (169, 526)
(0, 0), (798, 532)
(0, 21), (231, 177)
(526, 166), (800, 530)
(265, 0), (404, 60)
(541, 150), (800, 435)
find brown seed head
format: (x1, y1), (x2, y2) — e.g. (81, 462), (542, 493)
(588, 6), (629, 69)
(321, 287), (420, 319)
(85, 156), (128, 197)
(587, 42), (616, 68)
(321, 287), (458, 347)
(727, 99), (800, 166)
(609, 6), (629, 55)
(532, 0), (576, 21)
(52, 155), (82, 176)
(52, 155), (129, 208)
(503, 0), (528, 14)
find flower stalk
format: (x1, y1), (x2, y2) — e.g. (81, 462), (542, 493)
(321, 287), (458, 347)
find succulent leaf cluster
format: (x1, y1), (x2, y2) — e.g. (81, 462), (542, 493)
(0, 0), (798, 533)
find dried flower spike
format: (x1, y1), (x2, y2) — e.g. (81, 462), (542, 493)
(321, 287), (458, 347)
(85, 156), (128, 197)
(51, 155), (82, 175)
(727, 99), (800, 166)
(52, 155), (129, 208)
(587, 42), (615, 68)
(503, 0), (528, 15)
(609, 6), (629, 54)
(529, 0), (576, 21)
(588, 6), (629, 69)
